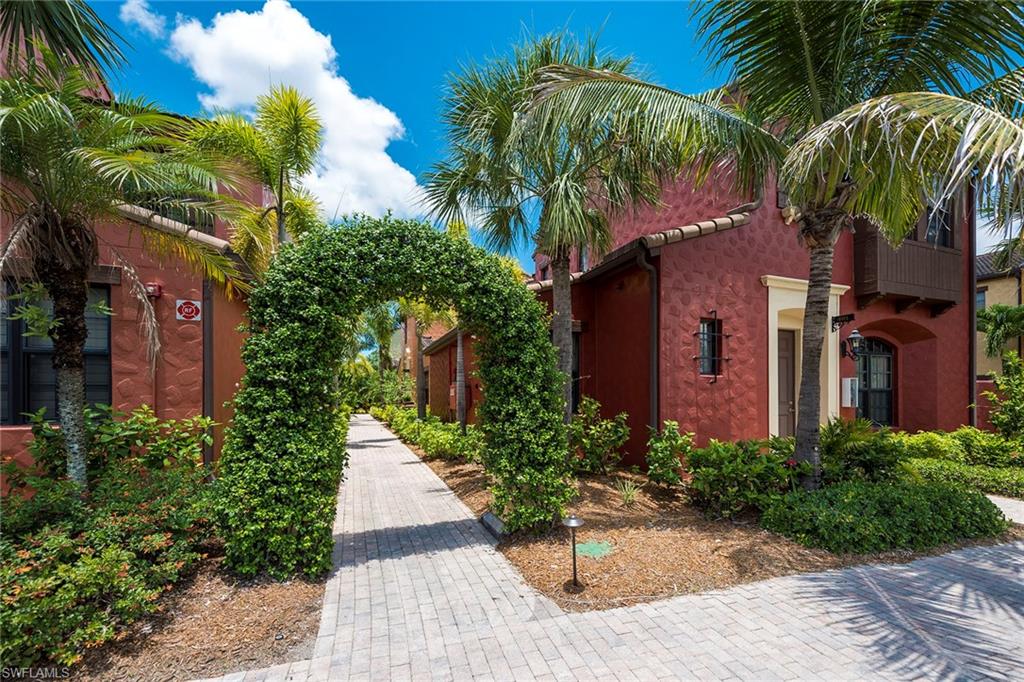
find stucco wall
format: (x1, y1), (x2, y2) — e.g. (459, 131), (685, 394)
(976, 274), (1022, 377)
(1, 212), (249, 475)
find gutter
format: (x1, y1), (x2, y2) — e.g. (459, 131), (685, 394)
(636, 246), (660, 431)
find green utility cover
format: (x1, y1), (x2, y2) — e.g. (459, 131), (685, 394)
(575, 540), (613, 559)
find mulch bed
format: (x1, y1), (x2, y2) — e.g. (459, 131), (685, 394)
(74, 547), (325, 681)
(395, 431), (1024, 612)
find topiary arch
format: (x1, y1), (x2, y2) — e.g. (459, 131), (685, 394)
(217, 214), (572, 577)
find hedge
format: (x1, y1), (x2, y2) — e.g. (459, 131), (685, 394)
(761, 481), (1009, 554)
(218, 216), (570, 577)
(909, 458), (1024, 499)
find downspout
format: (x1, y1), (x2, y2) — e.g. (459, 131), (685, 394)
(636, 246), (659, 430)
(1017, 268), (1022, 357)
(968, 184), (978, 426)
(201, 278), (213, 466)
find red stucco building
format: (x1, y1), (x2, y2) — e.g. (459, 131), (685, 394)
(428, 179), (976, 466)
(0, 204), (251, 472)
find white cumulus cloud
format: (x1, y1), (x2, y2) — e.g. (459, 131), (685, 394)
(119, 0), (166, 39)
(168, 0), (422, 218)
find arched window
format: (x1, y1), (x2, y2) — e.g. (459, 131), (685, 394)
(857, 338), (895, 426)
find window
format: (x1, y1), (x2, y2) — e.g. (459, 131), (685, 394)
(539, 265), (549, 281)
(924, 203), (953, 248)
(1, 286), (111, 424)
(578, 249), (589, 272)
(856, 338), (894, 426)
(697, 317), (724, 376)
(976, 288), (987, 311)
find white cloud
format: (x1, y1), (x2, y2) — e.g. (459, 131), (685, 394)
(167, 0), (422, 219)
(119, 0), (167, 39)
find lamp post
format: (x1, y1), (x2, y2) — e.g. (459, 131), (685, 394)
(562, 514), (584, 587)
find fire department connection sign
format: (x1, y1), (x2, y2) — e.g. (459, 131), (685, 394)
(175, 299), (202, 321)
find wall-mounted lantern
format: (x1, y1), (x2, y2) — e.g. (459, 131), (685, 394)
(144, 282), (162, 298)
(841, 328), (864, 360)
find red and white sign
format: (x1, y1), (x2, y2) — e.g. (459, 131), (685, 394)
(175, 299), (202, 321)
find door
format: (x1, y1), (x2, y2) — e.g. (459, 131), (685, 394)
(777, 330), (796, 437)
(857, 338), (895, 426)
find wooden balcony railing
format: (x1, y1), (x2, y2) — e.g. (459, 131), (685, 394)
(853, 225), (961, 314)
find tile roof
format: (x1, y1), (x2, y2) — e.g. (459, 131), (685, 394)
(526, 212), (751, 292)
(977, 250), (1024, 281)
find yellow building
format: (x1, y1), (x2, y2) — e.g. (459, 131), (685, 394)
(976, 251), (1024, 377)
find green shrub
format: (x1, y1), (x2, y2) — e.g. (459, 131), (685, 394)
(342, 360), (413, 410)
(373, 405), (484, 462)
(984, 351), (1024, 439)
(819, 417), (907, 484)
(568, 397), (630, 474)
(761, 481), (1009, 554)
(909, 458), (1024, 498)
(686, 439), (807, 518)
(899, 430), (966, 463)
(645, 420), (692, 486)
(24, 404), (212, 480)
(949, 426), (1024, 468)
(0, 411), (214, 667)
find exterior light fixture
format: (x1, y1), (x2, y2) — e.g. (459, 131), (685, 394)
(144, 282), (162, 298)
(841, 328), (864, 360)
(562, 514), (584, 587)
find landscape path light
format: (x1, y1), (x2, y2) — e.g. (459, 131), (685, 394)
(562, 514), (584, 588)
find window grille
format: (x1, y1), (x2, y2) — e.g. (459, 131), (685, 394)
(693, 310), (728, 382)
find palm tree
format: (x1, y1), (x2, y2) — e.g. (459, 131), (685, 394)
(978, 304), (1024, 360)
(1, 0), (125, 86)
(424, 32), (670, 422)
(0, 54), (246, 488)
(188, 85), (323, 270)
(532, 1), (1024, 485)
(360, 302), (399, 375)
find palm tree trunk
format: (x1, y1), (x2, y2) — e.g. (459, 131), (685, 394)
(794, 237), (838, 490)
(38, 259), (90, 488)
(416, 330), (427, 420)
(550, 247), (574, 423)
(456, 330), (466, 433)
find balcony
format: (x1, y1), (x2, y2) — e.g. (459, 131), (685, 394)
(853, 222), (961, 315)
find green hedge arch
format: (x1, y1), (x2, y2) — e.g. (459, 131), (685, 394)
(217, 215), (572, 577)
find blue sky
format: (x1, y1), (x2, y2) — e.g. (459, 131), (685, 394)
(97, 0), (730, 267)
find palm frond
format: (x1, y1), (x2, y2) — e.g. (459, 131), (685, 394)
(108, 245), (161, 369)
(782, 92), (1024, 241)
(137, 222), (247, 294)
(255, 85), (323, 178)
(530, 65), (785, 198)
(0, 0), (125, 84)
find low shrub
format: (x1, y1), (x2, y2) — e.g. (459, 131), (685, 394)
(983, 351), (1024, 439)
(0, 408), (215, 667)
(569, 397), (630, 474)
(24, 404), (212, 479)
(645, 420), (692, 486)
(761, 481), (1009, 554)
(819, 417), (907, 484)
(948, 426), (1024, 468)
(899, 430), (966, 463)
(909, 458), (1024, 498)
(686, 439), (807, 518)
(372, 405), (484, 462)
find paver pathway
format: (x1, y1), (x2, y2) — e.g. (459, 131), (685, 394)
(209, 415), (1024, 681)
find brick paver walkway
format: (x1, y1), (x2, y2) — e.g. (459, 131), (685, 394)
(209, 415), (1024, 681)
